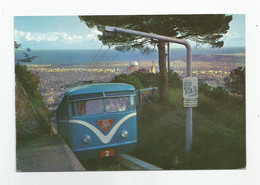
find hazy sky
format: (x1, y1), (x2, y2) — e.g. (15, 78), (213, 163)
(14, 15), (245, 50)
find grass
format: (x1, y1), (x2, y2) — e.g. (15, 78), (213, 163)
(131, 88), (246, 170)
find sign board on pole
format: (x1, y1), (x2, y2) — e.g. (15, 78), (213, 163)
(183, 77), (198, 107)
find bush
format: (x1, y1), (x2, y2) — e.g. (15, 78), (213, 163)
(168, 88), (183, 111)
(117, 70), (183, 90)
(224, 67), (245, 98)
(168, 70), (182, 89)
(111, 73), (144, 89)
(130, 71), (159, 88)
(210, 86), (230, 101)
(15, 64), (40, 99)
(15, 42), (51, 139)
(198, 79), (211, 96)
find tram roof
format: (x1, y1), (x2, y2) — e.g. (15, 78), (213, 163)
(65, 83), (135, 96)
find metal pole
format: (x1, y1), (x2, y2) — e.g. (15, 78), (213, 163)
(105, 26), (193, 153)
(167, 42), (170, 72)
(186, 107), (192, 152)
(186, 44), (193, 153)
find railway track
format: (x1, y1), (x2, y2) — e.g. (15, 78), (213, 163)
(80, 154), (162, 171)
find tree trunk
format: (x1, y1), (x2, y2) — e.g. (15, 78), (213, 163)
(157, 40), (168, 102)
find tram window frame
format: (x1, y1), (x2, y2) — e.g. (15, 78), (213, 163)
(71, 98), (105, 117)
(71, 101), (77, 117)
(70, 96), (135, 117)
(104, 96), (132, 113)
(130, 96), (135, 110)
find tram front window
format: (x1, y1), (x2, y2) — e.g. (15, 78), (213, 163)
(76, 99), (104, 116)
(105, 97), (131, 113)
(72, 97), (132, 116)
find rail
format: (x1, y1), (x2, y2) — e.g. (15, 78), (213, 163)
(136, 87), (158, 107)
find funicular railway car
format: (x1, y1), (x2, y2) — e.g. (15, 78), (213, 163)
(56, 83), (137, 160)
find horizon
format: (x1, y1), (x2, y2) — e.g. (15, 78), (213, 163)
(15, 46), (245, 65)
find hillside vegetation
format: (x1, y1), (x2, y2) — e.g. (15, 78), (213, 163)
(112, 71), (245, 169)
(15, 43), (52, 143)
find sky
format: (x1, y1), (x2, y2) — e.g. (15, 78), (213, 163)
(14, 15), (245, 50)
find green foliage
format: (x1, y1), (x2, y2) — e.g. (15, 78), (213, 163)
(132, 88), (245, 169)
(168, 88), (183, 111)
(15, 42), (51, 138)
(210, 86), (230, 101)
(130, 71), (159, 88)
(79, 15), (232, 52)
(224, 67), (245, 98)
(15, 41), (21, 49)
(112, 71), (182, 90)
(112, 71), (242, 104)
(15, 64), (41, 102)
(198, 79), (211, 95)
(198, 78), (243, 103)
(80, 15), (232, 103)
(111, 73), (144, 89)
(15, 41), (37, 63)
(168, 70), (182, 89)
(111, 68), (245, 169)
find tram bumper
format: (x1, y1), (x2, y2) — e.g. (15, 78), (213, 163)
(72, 140), (137, 160)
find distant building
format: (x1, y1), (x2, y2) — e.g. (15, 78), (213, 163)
(127, 60), (156, 74)
(127, 61), (139, 74)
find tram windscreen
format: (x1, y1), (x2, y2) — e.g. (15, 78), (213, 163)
(71, 97), (133, 116)
(105, 97), (131, 113)
(76, 99), (104, 116)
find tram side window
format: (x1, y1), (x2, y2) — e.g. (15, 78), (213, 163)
(75, 99), (104, 116)
(105, 97), (131, 113)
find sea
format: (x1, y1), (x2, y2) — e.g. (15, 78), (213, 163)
(15, 47), (245, 65)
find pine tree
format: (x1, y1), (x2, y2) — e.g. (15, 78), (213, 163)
(79, 15), (232, 102)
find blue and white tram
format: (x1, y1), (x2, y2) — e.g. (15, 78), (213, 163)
(56, 83), (137, 160)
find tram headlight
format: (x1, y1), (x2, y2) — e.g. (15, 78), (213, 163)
(83, 135), (91, 143)
(121, 130), (128, 138)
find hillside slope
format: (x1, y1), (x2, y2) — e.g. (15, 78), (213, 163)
(132, 88), (245, 170)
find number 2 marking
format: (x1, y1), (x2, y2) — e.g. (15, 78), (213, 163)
(105, 151), (110, 156)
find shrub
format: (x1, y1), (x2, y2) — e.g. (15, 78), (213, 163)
(168, 88), (183, 110)
(111, 73), (144, 89)
(168, 70), (182, 89)
(130, 71), (159, 88)
(224, 67), (245, 98)
(198, 79), (211, 96)
(15, 42), (51, 139)
(210, 86), (230, 101)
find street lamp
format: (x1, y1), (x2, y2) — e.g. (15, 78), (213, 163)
(105, 26), (193, 152)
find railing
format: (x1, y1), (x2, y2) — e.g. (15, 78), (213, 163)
(136, 87), (158, 107)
